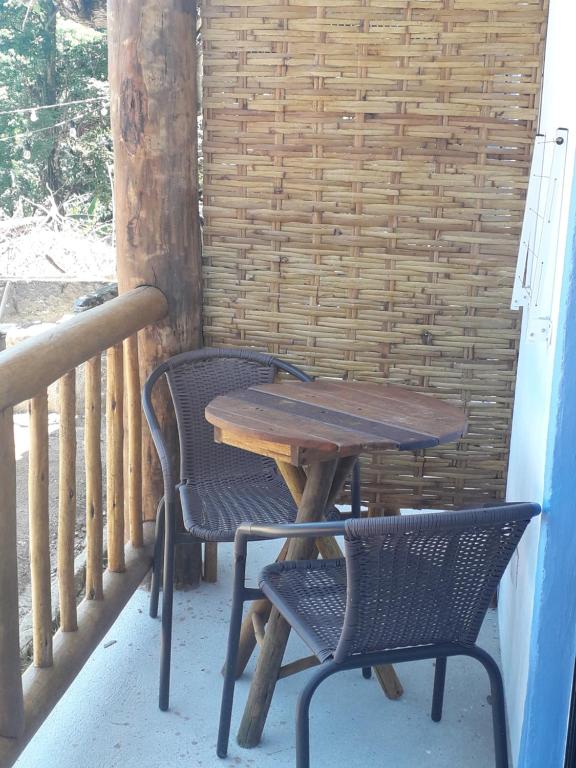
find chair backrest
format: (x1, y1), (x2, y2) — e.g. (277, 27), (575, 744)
(333, 503), (540, 663)
(144, 348), (311, 485)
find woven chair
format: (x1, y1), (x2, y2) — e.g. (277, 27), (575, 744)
(142, 347), (360, 711)
(217, 502), (541, 767)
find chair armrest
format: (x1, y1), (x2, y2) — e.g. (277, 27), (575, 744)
(231, 521), (347, 604)
(234, 520), (346, 556)
(239, 520), (346, 540)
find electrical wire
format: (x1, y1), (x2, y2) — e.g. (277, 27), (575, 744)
(0, 95), (108, 118)
(0, 109), (96, 144)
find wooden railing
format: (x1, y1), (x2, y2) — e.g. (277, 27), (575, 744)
(0, 286), (168, 767)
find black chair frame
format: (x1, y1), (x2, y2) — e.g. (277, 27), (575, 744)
(142, 347), (361, 712)
(218, 503), (541, 768)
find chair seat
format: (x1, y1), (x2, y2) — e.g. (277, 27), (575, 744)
(260, 559), (347, 662)
(180, 473), (299, 542)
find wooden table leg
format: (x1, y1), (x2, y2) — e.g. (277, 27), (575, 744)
(236, 459), (338, 748)
(230, 465), (308, 678)
(232, 457), (355, 678)
(231, 543), (287, 679)
(232, 460), (404, 704)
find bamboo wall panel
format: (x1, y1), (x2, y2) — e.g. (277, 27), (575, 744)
(202, 0), (549, 510)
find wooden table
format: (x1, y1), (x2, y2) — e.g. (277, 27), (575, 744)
(205, 380), (466, 748)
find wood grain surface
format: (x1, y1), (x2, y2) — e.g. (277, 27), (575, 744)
(206, 380), (466, 465)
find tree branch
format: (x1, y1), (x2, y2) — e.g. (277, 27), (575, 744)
(53, 0), (106, 31)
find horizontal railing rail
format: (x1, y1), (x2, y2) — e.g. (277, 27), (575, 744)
(0, 285), (167, 412)
(0, 285), (168, 767)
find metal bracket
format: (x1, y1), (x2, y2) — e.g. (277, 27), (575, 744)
(511, 127), (569, 345)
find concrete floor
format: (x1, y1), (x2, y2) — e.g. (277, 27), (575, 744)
(15, 540), (500, 768)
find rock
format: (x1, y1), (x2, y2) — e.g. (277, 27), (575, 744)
(73, 283), (118, 312)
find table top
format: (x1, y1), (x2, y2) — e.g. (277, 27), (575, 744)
(205, 380), (466, 466)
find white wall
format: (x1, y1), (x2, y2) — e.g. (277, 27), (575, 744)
(499, 1), (576, 762)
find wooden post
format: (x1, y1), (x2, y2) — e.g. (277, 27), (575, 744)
(58, 370), (77, 632)
(0, 333), (25, 737)
(29, 391), (52, 668)
(85, 356), (103, 600)
(203, 542), (218, 583)
(124, 335), (143, 547)
(106, 343), (125, 572)
(108, 0), (203, 583)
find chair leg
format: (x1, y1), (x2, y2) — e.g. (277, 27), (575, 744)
(483, 658), (509, 768)
(149, 497), (165, 619)
(362, 667), (372, 680)
(159, 498), (176, 712)
(467, 647), (509, 768)
(217, 548), (248, 758)
(431, 657), (447, 722)
(296, 662), (340, 768)
(289, 645), (507, 768)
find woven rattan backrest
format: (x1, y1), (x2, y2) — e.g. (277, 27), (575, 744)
(164, 349), (309, 483)
(334, 503), (540, 662)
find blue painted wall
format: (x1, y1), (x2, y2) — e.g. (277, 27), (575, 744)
(517, 163), (576, 766)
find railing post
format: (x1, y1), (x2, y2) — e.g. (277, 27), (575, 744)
(124, 335), (143, 547)
(85, 356), (103, 600)
(58, 370), (77, 632)
(0, 333), (25, 738)
(107, 343), (125, 572)
(29, 390), (53, 668)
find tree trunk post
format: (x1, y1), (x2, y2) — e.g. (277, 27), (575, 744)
(108, 0), (203, 583)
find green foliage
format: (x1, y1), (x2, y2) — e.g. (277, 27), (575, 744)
(0, 0), (111, 220)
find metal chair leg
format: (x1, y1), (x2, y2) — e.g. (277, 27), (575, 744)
(296, 662), (340, 768)
(217, 544), (249, 758)
(159, 497), (176, 712)
(466, 647), (509, 768)
(291, 645), (507, 768)
(431, 657), (447, 722)
(149, 496), (165, 619)
(487, 665), (509, 768)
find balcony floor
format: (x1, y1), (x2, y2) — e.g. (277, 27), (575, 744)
(15, 540), (501, 768)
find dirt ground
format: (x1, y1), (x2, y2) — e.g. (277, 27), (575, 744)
(0, 221), (115, 280)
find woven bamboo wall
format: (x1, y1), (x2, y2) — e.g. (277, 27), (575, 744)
(201, 0), (549, 512)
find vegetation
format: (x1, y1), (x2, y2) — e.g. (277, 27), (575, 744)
(0, 0), (111, 221)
